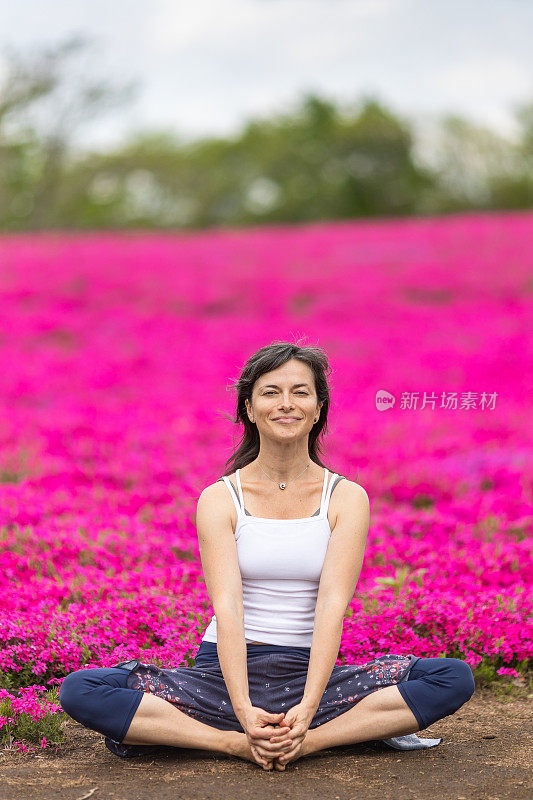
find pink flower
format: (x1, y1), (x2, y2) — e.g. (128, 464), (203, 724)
(496, 667), (520, 678)
(0, 215), (531, 750)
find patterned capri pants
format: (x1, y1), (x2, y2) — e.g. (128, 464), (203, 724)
(59, 642), (475, 758)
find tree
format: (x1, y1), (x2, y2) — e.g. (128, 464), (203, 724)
(0, 35), (138, 229)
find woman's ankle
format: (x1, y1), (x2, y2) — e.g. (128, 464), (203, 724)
(301, 727), (320, 756)
(222, 730), (245, 756)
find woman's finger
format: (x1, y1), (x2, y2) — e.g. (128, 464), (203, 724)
(250, 726), (290, 743)
(251, 743), (283, 766)
(253, 739), (292, 757)
(250, 745), (268, 766)
(270, 728), (296, 742)
(278, 736), (305, 759)
(283, 738), (303, 752)
(272, 724), (302, 741)
(279, 743), (302, 764)
(261, 723), (290, 734)
(270, 728), (298, 742)
(265, 739), (293, 753)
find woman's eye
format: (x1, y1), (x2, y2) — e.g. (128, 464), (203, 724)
(263, 391), (308, 396)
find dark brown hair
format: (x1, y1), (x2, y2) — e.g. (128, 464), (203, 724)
(220, 338), (335, 476)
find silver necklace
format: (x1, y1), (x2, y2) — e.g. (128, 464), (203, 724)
(257, 460), (311, 490)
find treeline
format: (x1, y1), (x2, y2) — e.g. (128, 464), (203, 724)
(1, 36), (531, 231)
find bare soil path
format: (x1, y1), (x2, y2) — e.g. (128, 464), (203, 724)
(1, 689), (531, 800)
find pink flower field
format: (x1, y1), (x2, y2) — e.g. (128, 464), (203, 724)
(0, 211), (532, 750)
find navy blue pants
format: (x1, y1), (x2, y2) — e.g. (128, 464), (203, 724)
(59, 646), (474, 745)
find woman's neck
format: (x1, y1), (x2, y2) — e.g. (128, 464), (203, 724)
(247, 454), (317, 484)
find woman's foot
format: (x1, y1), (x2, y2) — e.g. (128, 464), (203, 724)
(275, 739), (309, 768)
(229, 730), (314, 770)
(228, 732), (292, 770)
(275, 728), (317, 767)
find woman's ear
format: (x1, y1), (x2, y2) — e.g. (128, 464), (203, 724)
(245, 399), (254, 423)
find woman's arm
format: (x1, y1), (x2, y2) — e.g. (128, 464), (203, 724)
(196, 483), (253, 724)
(197, 484), (291, 768)
(301, 481), (370, 710)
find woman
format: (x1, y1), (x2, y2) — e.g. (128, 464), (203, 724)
(60, 341), (475, 770)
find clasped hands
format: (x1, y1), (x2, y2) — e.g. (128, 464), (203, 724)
(242, 701), (315, 769)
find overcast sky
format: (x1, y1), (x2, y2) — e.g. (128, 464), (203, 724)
(0, 0), (531, 151)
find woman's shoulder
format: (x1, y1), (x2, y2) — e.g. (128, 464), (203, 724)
(332, 474), (369, 505)
(194, 477), (238, 527)
(197, 476), (235, 504)
(328, 478), (369, 537)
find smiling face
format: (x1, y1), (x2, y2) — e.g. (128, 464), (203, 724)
(245, 358), (322, 437)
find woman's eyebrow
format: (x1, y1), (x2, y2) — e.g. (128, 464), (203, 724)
(260, 383), (310, 389)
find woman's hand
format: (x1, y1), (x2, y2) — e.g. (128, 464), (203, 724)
(241, 707), (294, 767)
(267, 701), (316, 765)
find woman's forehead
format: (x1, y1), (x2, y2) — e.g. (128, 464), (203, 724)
(257, 361), (313, 385)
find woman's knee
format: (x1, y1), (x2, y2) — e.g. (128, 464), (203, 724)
(59, 670), (89, 718)
(401, 657), (476, 728)
(410, 657), (475, 718)
(427, 658), (475, 711)
(59, 667), (128, 720)
(58, 667), (141, 742)
(447, 658), (476, 704)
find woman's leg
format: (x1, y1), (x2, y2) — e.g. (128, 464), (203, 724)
(59, 667), (241, 756)
(395, 657), (476, 731)
(282, 657), (475, 760)
(60, 668), (145, 743)
(301, 684), (419, 756)
(120, 692), (239, 752)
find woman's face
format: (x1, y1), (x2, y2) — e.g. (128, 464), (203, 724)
(245, 359), (322, 437)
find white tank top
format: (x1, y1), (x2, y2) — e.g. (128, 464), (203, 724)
(201, 467), (344, 647)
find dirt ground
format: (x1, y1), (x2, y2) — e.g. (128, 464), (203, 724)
(1, 689), (531, 800)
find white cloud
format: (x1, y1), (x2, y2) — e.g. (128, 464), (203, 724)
(0, 0), (531, 147)
(438, 57), (530, 100)
(148, 0), (400, 55)
(434, 56), (531, 135)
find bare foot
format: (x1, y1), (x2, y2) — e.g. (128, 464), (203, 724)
(274, 730), (315, 769)
(228, 732), (290, 771)
(275, 747), (305, 768)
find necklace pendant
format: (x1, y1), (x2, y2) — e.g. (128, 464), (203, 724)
(279, 483), (286, 490)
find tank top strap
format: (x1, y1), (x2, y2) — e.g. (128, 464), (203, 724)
(220, 476), (243, 517)
(235, 469), (246, 513)
(321, 470), (339, 516)
(318, 468), (329, 515)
